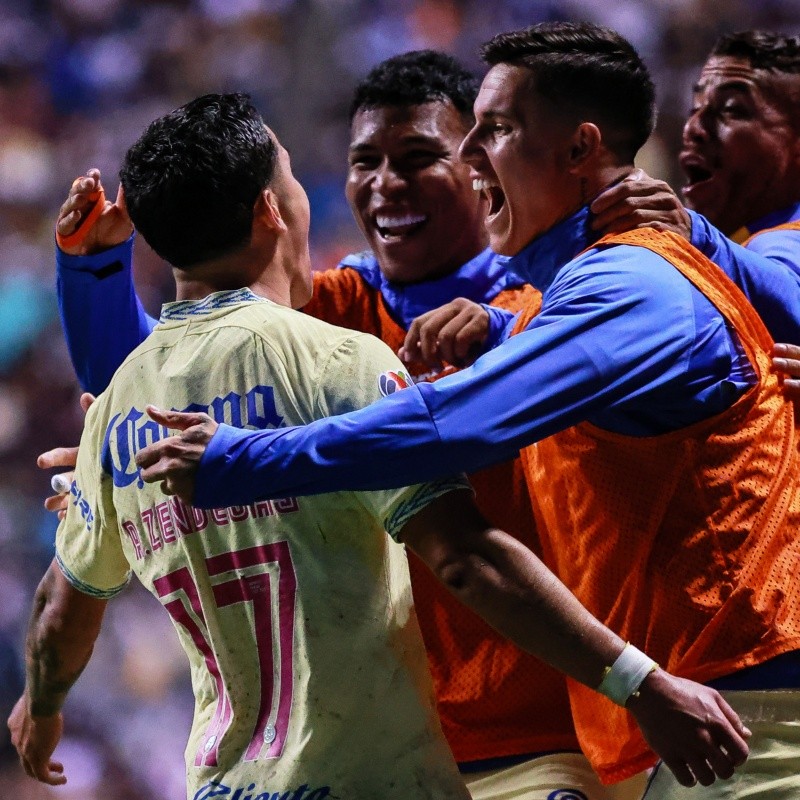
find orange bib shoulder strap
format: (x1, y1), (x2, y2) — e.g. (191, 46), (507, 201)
(744, 219), (800, 247)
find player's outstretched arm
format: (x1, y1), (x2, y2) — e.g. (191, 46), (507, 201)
(399, 491), (750, 788)
(56, 170), (156, 394)
(590, 169), (691, 237)
(9, 561), (107, 785)
(681, 211), (800, 343)
(591, 172), (800, 343)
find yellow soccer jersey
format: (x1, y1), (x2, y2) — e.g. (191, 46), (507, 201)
(56, 289), (471, 800)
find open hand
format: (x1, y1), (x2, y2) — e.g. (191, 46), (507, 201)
(591, 169), (691, 238)
(134, 407), (219, 504)
(400, 298), (489, 369)
(627, 669), (750, 787)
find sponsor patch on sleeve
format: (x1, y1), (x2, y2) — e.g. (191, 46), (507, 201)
(378, 369), (413, 397)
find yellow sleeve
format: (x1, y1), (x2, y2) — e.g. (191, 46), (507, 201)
(55, 400), (130, 598)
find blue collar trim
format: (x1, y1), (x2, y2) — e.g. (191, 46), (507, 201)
(337, 248), (525, 329)
(160, 288), (266, 323)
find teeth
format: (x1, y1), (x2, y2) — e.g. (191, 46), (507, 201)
(473, 178), (496, 192)
(375, 213), (426, 229)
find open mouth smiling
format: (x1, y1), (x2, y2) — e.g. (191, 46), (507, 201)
(374, 213), (428, 240)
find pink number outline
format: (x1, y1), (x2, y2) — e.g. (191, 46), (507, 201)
(153, 542), (296, 766)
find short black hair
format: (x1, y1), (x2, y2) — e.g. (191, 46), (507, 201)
(349, 50), (478, 124)
(712, 30), (800, 74)
(481, 21), (656, 162)
(120, 93), (278, 269)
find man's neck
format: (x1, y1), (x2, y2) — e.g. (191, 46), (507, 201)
(173, 245), (293, 307)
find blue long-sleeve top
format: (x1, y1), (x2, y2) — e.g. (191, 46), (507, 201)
(337, 247), (526, 330)
(687, 200), (800, 345)
(56, 235), (157, 394)
(56, 239), (523, 394)
(193, 205), (770, 506)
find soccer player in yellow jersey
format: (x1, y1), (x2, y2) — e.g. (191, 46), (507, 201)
(10, 93), (750, 798)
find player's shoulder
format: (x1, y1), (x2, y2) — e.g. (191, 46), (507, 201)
(236, 300), (393, 370)
(309, 264), (378, 315)
(489, 282), (541, 313)
(746, 223), (800, 252)
(552, 237), (696, 311)
(313, 264), (372, 290)
(568, 238), (681, 284)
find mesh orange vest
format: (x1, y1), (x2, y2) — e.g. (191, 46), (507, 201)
(306, 267), (582, 761)
(513, 229), (800, 783)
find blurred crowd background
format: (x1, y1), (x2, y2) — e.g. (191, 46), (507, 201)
(1, 0), (799, 796)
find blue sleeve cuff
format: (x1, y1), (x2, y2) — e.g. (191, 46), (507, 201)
(56, 233), (135, 273)
(483, 304), (516, 350)
(195, 423), (253, 508)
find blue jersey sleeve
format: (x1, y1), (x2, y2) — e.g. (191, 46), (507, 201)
(482, 304), (517, 349)
(192, 246), (734, 508)
(57, 235), (157, 394)
(688, 210), (800, 343)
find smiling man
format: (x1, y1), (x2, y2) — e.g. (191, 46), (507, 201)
(681, 31), (800, 352)
(136, 22), (800, 798)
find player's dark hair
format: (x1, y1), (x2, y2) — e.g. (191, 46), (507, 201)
(480, 21), (655, 162)
(712, 30), (800, 73)
(349, 50), (478, 124)
(120, 93), (278, 269)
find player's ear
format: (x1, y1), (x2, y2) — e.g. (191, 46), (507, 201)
(255, 188), (288, 235)
(567, 122), (602, 170)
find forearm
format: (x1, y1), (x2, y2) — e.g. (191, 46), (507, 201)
(436, 528), (624, 688)
(194, 386), (472, 504)
(194, 348), (561, 507)
(24, 563), (104, 715)
(57, 235), (156, 393)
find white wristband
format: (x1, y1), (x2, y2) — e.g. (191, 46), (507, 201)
(597, 643), (658, 707)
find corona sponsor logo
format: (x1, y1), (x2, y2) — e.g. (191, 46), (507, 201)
(101, 385), (284, 489)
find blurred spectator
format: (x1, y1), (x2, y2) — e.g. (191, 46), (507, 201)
(2, 2), (800, 796)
